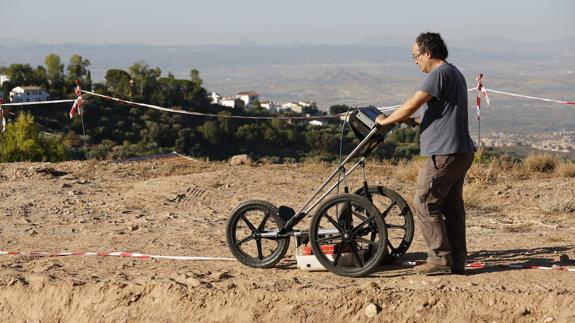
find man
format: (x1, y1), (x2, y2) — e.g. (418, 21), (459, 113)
(376, 32), (475, 275)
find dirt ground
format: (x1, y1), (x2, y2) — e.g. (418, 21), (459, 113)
(0, 159), (574, 322)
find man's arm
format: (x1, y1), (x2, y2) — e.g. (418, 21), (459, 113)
(376, 91), (432, 127)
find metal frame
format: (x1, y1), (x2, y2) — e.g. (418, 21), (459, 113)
(257, 126), (391, 238)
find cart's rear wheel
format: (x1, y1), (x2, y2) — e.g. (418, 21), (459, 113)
(355, 186), (414, 264)
(226, 200), (290, 268)
(309, 193), (387, 277)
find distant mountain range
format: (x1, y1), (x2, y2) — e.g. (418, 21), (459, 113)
(1, 37), (574, 136)
(1, 36), (573, 81)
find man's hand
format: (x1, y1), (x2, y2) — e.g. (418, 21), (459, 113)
(376, 91), (431, 127)
(375, 113), (387, 125)
(402, 117), (419, 127)
(375, 114), (392, 132)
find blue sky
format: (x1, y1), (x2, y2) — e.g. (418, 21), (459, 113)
(1, 0), (573, 45)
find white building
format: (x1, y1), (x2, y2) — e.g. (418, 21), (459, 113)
(210, 92), (222, 105)
(220, 96), (239, 108)
(281, 102), (303, 113)
(9, 86), (49, 103)
(0, 75), (9, 86)
(236, 91), (259, 107)
(260, 100), (277, 113)
(298, 101), (316, 108)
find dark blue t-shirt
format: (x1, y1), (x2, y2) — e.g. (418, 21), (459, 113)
(418, 63), (475, 156)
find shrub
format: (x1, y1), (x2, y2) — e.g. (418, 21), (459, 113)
(394, 159), (423, 183)
(1, 112), (68, 162)
(523, 153), (558, 173)
(556, 161), (575, 178)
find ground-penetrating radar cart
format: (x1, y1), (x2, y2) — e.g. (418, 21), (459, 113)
(226, 107), (414, 277)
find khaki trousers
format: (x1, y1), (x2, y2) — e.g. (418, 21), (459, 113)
(414, 153), (474, 268)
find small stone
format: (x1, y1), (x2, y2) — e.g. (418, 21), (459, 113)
(167, 194), (185, 202)
(77, 179), (88, 184)
(72, 280), (86, 287)
(131, 224), (139, 231)
(226, 282), (237, 289)
(61, 183), (72, 188)
(210, 271), (232, 281)
(518, 307), (530, 316)
(7, 277), (20, 286)
(26, 228), (38, 236)
(364, 303), (380, 318)
(543, 317), (555, 322)
(229, 154), (254, 166)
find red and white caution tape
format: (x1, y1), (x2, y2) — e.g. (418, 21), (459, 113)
(475, 74), (490, 120)
(3, 76), (571, 123)
(485, 88), (575, 105)
(69, 81), (84, 119)
(401, 260), (575, 272)
(0, 250), (236, 261)
(0, 99), (5, 132)
(1, 99), (76, 107)
(377, 88), (482, 114)
(82, 90), (341, 120)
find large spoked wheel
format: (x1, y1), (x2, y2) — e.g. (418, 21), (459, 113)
(309, 193), (387, 277)
(226, 200), (290, 268)
(355, 186), (414, 264)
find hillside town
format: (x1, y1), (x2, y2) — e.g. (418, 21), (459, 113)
(3, 71), (574, 155)
(209, 90), (319, 115)
(481, 130), (575, 153)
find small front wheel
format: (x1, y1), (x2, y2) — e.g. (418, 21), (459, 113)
(226, 200), (290, 268)
(309, 194), (387, 277)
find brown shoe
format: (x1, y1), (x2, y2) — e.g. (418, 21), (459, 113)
(414, 262), (451, 275)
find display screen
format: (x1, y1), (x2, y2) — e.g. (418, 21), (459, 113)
(358, 106), (381, 121)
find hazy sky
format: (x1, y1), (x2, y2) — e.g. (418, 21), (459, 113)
(1, 0), (573, 45)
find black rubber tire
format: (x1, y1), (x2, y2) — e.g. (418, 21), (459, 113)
(309, 193), (387, 277)
(355, 186), (414, 264)
(226, 200), (290, 268)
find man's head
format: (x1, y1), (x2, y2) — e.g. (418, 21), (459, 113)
(412, 32), (448, 73)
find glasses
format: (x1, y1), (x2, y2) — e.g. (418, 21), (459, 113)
(412, 52), (423, 60)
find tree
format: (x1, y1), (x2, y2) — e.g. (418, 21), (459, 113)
(105, 69), (131, 97)
(2, 113), (67, 162)
(198, 120), (223, 145)
(329, 104), (350, 115)
(66, 54), (91, 88)
(190, 68), (203, 88)
(44, 54), (64, 96)
(33, 65), (48, 88)
(189, 68), (206, 99)
(5, 64), (35, 86)
(129, 61), (161, 101)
